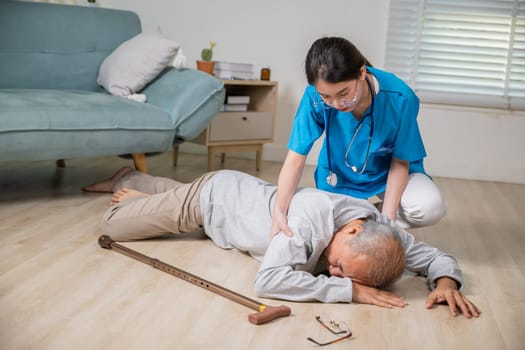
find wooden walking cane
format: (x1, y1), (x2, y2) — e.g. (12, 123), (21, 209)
(98, 235), (291, 325)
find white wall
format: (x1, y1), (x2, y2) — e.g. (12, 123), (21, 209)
(420, 105), (525, 183)
(99, 0), (525, 184)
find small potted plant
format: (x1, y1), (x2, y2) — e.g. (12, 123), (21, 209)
(196, 41), (216, 75)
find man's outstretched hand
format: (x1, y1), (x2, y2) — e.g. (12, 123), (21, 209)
(352, 282), (408, 309)
(353, 278), (481, 319)
(426, 277), (481, 319)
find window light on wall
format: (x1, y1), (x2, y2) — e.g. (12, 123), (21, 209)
(384, 0), (525, 110)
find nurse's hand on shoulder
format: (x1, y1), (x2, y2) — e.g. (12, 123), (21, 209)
(269, 213), (294, 239)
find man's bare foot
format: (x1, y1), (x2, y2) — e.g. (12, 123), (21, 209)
(82, 166), (133, 193)
(111, 188), (149, 205)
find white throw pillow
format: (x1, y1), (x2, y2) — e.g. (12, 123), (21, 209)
(97, 31), (181, 96)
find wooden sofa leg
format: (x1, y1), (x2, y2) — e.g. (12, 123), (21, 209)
(132, 153), (148, 173)
(56, 159), (66, 168)
(173, 145), (179, 166)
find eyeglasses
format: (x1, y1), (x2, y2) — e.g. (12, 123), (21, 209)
(344, 113), (374, 174)
(313, 79), (362, 110)
(307, 316), (352, 346)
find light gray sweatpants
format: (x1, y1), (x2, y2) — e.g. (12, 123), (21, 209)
(101, 171), (216, 242)
(377, 172), (447, 229)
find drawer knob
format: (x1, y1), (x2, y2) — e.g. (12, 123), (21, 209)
(242, 116), (248, 121)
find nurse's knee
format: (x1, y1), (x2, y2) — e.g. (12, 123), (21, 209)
(399, 176), (447, 227)
(402, 195), (447, 227)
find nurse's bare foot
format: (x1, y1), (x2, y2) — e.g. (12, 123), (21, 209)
(82, 166), (133, 193)
(111, 188), (149, 205)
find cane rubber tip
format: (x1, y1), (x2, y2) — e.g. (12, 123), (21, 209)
(98, 235), (113, 249)
(248, 305), (291, 325)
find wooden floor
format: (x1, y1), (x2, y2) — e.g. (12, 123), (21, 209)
(0, 152), (524, 350)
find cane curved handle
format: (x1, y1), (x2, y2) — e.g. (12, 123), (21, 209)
(248, 305), (291, 325)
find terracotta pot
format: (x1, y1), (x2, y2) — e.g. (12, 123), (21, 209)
(196, 60), (215, 75)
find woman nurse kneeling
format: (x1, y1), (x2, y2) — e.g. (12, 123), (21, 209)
(270, 37), (446, 238)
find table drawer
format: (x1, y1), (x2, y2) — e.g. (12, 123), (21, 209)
(209, 112), (273, 142)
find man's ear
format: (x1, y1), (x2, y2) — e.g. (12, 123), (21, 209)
(346, 225), (362, 236)
(337, 220), (364, 236)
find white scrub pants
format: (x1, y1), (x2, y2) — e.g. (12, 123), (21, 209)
(378, 173), (447, 229)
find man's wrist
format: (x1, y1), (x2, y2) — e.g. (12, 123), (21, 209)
(435, 276), (459, 289)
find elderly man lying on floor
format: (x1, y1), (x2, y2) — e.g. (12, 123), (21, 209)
(84, 168), (480, 318)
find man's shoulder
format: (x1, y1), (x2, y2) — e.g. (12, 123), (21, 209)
(294, 187), (332, 200)
(213, 170), (272, 187)
(290, 188), (333, 211)
(294, 187), (375, 206)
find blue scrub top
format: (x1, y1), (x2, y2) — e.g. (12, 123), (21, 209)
(288, 67), (426, 199)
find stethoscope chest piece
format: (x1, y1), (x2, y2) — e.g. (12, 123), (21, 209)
(326, 172), (338, 187)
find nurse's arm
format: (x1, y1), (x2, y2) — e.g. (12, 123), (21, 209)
(381, 157), (409, 221)
(270, 150), (306, 239)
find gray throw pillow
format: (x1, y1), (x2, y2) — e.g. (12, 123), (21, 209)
(97, 31), (180, 96)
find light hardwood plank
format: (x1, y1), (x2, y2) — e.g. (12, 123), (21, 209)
(0, 152), (524, 350)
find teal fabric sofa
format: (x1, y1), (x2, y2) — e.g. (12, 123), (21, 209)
(0, 1), (224, 172)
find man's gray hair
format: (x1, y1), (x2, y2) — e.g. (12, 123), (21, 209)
(346, 220), (405, 287)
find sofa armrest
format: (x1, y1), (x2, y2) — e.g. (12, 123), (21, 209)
(143, 68), (224, 140)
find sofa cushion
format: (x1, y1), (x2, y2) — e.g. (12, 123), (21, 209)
(0, 1), (141, 91)
(97, 31), (181, 96)
(0, 89), (177, 160)
(0, 89), (175, 133)
(142, 68), (225, 140)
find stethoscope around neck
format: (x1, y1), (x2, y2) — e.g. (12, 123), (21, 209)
(325, 76), (375, 187)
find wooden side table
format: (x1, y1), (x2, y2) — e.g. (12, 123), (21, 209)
(176, 80), (278, 171)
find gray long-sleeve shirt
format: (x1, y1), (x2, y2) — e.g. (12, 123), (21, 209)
(199, 170), (462, 303)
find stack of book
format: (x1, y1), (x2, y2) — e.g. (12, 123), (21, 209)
(214, 61), (254, 80)
(221, 95), (250, 112)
